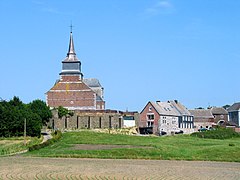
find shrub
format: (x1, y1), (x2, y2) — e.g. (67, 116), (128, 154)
(29, 130), (62, 151)
(191, 128), (240, 139)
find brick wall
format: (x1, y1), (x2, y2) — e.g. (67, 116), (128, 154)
(213, 114), (228, 123)
(96, 101), (105, 110)
(140, 102), (160, 134)
(47, 75), (97, 109)
(61, 75), (81, 82)
(47, 91), (96, 109)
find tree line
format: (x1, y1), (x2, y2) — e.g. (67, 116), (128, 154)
(0, 96), (52, 137)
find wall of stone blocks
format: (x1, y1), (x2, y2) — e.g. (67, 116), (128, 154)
(48, 110), (137, 130)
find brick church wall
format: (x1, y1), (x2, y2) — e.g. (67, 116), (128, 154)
(47, 91), (96, 109)
(46, 75), (98, 109)
(61, 75), (81, 82)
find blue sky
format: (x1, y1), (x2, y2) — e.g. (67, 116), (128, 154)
(0, 0), (239, 111)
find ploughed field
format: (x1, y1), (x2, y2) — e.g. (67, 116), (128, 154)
(1, 157), (240, 180)
(25, 131), (240, 162)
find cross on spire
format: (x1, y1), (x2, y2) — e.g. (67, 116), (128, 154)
(69, 23), (74, 33)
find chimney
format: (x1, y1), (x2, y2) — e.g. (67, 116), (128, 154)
(174, 100), (178, 104)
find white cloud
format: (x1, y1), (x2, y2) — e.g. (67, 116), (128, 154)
(156, 1), (172, 8)
(32, 0), (44, 5)
(144, 0), (175, 16)
(32, 1), (63, 15)
(42, 7), (60, 14)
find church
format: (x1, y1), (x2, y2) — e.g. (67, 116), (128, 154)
(46, 31), (105, 110)
(46, 31), (139, 130)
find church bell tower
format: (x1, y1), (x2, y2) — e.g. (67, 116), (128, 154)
(59, 31), (83, 80)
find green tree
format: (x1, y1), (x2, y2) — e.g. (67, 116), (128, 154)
(9, 96), (23, 107)
(223, 104), (230, 110)
(0, 97), (44, 137)
(29, 99), (52, 125)
(57, 106), (74, 118)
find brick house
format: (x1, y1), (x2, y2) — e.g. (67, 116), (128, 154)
(140, 100), (194, 135)
(46, 31), (105, 110)
(189, 109), (214, 130)
(189, 107), (229, 130)
(210, 107), (228, 124)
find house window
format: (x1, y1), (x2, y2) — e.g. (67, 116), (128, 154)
(123, 116), (134, 120)
(149, 106), (152, 111)
(147, 121), (154, 127)
(147, 114), (154, 120)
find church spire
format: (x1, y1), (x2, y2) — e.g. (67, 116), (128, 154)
(60, 29), (83, 79)
(67, 32), (76, 57)
(65, 31), (78, 61)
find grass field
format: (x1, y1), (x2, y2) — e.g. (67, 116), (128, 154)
(0, 137), (42, 155)
(26, 130), (240, 162)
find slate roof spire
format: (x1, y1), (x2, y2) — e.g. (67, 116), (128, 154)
(60, 29), (83, 78)
(65, 31), (78, 61)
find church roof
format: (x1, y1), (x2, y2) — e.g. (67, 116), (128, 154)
(96, 95), (103, 101)
(83, 78), (102, 88)
(63, 32), (80, 62)
(49, 81), (91, 91)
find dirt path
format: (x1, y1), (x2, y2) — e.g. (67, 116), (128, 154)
(0, 157), (239, 179)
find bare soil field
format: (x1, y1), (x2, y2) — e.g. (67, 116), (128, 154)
(0, 156), (239, 180)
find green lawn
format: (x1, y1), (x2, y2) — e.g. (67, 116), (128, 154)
(26, 130), (240, 162)
(0, 137), (42, 156)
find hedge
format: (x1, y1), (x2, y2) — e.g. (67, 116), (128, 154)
(29, 130), (62, 151)
(191, 128), (240, 139)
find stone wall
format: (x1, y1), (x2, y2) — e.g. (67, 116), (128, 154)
(49, 109), (139, 130)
